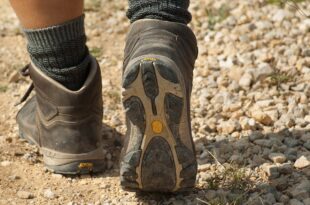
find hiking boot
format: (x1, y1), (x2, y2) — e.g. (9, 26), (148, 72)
(16, 56), (106, 174)
(120, 19), (198, 192)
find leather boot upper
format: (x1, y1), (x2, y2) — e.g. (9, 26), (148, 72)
(123, 19), (198, 94)
(17, 56), (103, 154)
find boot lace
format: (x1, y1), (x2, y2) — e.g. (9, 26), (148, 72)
(15, 64), (34, 106)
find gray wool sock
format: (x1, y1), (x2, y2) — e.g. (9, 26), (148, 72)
(127, 0), (191, 24)
(23, 15), (90, 91)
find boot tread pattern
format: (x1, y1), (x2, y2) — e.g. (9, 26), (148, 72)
(121, 58), (197, 192)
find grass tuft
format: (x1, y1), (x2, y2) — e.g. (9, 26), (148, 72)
(205, 5), (230, 30)
(84, 0), (101, 12)
(0, 85), (8, 93)
(266, 0), (309, 17)
(198, 161), (255, 204)
(268, 70), (294, 89)
(90, 47), (102, 58)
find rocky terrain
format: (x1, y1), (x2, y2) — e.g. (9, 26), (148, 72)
(0, 0), (309, 204)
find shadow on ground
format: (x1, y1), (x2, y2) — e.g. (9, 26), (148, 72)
(132, 128), (309, 205)
(10, 118), (308, 204)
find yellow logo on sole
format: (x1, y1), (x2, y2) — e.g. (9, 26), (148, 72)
(143, 57), (157, 62)
(78, 162), (94, 169)
(152, 120), (163, 134)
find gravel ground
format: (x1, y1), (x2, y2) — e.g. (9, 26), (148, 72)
(0, 0), (309, 204)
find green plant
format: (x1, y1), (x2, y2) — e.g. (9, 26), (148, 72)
(89, 47), (102, 58)
(107, 90), (121, 103)
(0, 85), (8, 93)
(267, 0), (306, 4)
(269, 70), (294, 89)
(267, 0), (309, 17)
(84, 0), (101, 12)
(197, 151), (255, 205)
(205, 5), (230, 30)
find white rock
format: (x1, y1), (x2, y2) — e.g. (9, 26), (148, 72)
(265, 110), (279, 122)
(269, 153), (287, 164)
(17, 191), (33, 199)
(299, 19), (310, 32)
(303, 198), (310, 205)
(240, 117), (251, 130)
(254, 63), (274, 81)
(251, 110), (273, 126)
(217, 120), (240, 134)
(219, 58), (234, 69)
(248, 118), (256, 127)
(9, 71), (20, 83)
(51, 174), (63, 179)
(0, 161), (12, 167)
(289, 199), (304, 205)
(198, 164), (211, 172)
(239, 73), (252, 89)
(304, 115), (310, 123)
(272, 9), (292, 22)
(256, 20), (273, 30)
(294, 156), (310, 168)
(261, 163), (279, 179)
(256, 100), (274, 108)
(229, 67), (243, 81)
(43, 189), (55, 199)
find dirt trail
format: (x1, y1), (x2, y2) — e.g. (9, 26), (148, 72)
(1, 0), (310, 204)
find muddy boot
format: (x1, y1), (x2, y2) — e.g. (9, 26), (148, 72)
(16, 56), (106, 174)
(120, 19), (198, 192)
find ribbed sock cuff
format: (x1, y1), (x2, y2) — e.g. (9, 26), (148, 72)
(127, 0), (192, 24)
(23, 15), (90, 91)
(24, 15), (86, 47)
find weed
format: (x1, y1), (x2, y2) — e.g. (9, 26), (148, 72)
(90, 47), (102, 58)
(267, 0), (306, 4)
(198, 152), (255, 205)
(205, 5), (230, 30)
(269, 70), (294, 89)
(107, 90), (121, 103)
(0, 85), (8, 93)
(84, 0), (101, 12)
(267, 0), (309, 17)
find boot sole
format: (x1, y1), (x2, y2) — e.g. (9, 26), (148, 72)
(19, 129), (106, 175)
(121, 56), (197, 192)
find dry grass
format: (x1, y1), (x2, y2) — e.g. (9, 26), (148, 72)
(267, 0), (309, 18)
(89, 47), (103, 58)
(197, 151), (257, 205)
(205, 5), (230, 30)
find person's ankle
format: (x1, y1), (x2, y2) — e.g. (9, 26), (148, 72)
(127, 0), (191, 24)
(23, 15), (89, 91)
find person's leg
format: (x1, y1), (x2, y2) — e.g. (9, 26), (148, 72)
(120, 0), (198, 192)
(11, 0), (106, 174)
(10, 0), (88, 90)
(127, 0), (191, 24)
(10, 0), (83, 28)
